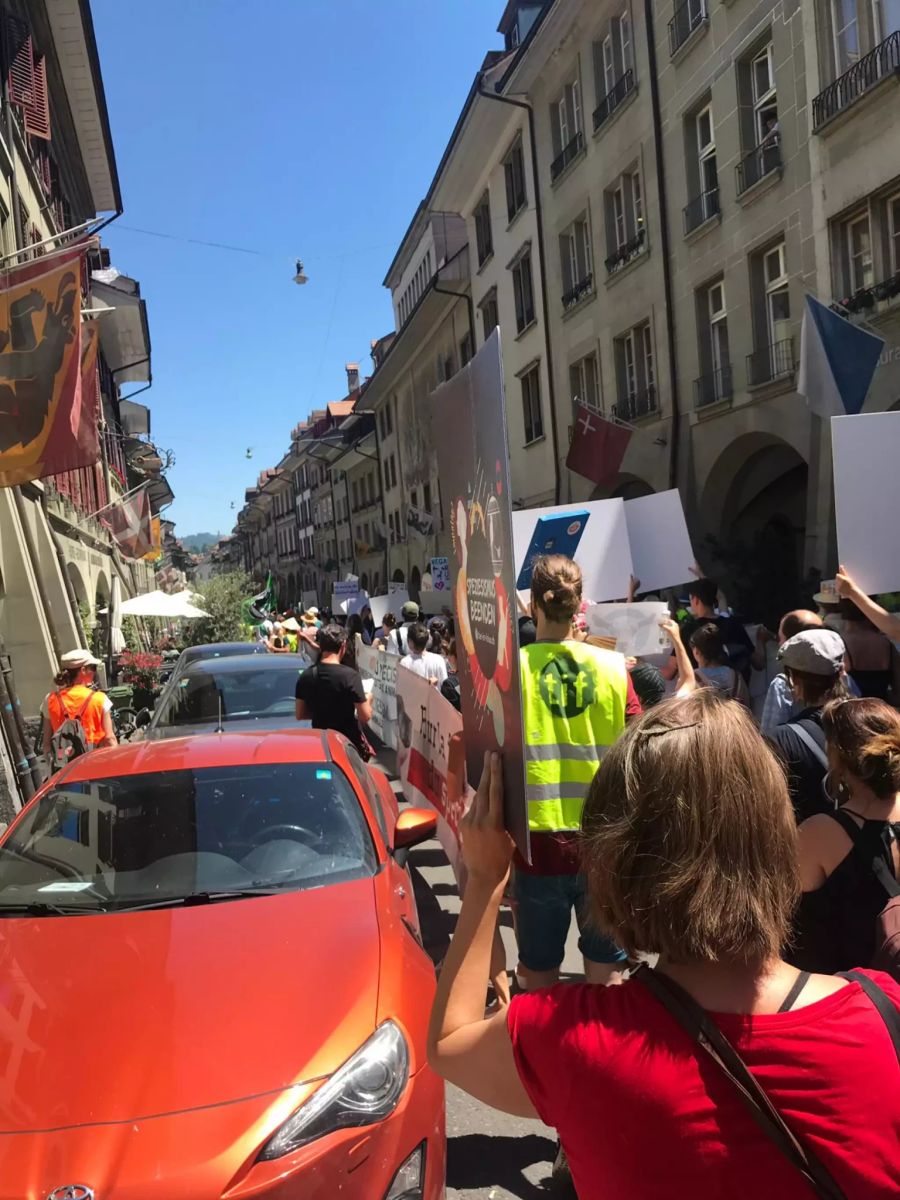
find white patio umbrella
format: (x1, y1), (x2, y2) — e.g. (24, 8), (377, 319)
(109, 576), (126, 654)
(118, 590), (209, 619)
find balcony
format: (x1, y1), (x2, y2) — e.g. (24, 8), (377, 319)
(746, 338), (795, 387)
(593, 69), (635, 132)
(683, 187), (719, 235)
(562, 273), (594, 311)
(694, 365), (733, 409)
(813, 31), (900, 128)
(550, 130), (584, 182)
(668, 0), (707, 57)
(736, 139), (782, 196)
(614, 385), (657, 422)
(605, 227), (646, 275)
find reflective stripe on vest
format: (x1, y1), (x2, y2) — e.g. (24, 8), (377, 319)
(520, 641), (628, 833)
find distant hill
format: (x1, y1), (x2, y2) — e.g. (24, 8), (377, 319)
(181, 532), (220, 553)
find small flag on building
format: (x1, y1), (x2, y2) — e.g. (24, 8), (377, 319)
(565, 402), (632, 488)
(0, 244), (97, 487)
(798, 294), (884, 419)
(99, 484), (154, 559)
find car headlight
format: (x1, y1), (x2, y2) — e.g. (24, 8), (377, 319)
(259, 1021), (409, 1159)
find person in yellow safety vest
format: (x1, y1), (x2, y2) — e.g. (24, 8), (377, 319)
(515, 554), (642, 991)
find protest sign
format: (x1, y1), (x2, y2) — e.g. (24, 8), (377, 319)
(624, 489), (694, 594)
(301, 590), (318, 611)
(334, 580), (359, 598)
(431, 556), (450, 592)
(428, 332), (529, 859)
(389, 582), (407, 594)
(586, 602), (670, 657)
(331, 590), (368, 616)
(396, 665), (466, 873)
(512, 498), (633, 604)
(370, 590), (411, 625)
(832, 411), (900, 594)
(419, 589), (452, 616)
(356, 641), (398, 748)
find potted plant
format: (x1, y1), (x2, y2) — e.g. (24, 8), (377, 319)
(118, 650), (164, 711)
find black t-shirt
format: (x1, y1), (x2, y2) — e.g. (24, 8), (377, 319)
(768, 707), (828, 823)
(295, 662), (366, 751)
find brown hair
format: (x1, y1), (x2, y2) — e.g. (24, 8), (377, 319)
(785, 667), (848, 708)
(53, 665), (88, 688)
(530, 554), (582, 624)
(689, 621), (727, 665)
(821, 698), (900, 800)
(581, 690), (800, 964)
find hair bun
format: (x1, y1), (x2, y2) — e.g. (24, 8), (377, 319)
(543, 589), (555, 603)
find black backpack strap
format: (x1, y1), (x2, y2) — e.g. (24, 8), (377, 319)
(786, 719), (828, 770)
(633, 965), (848, 1200)
(839, 971), (900, 1063)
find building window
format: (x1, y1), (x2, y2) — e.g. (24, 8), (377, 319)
(736, 40), (781, 194)
(385, 399), (394, 436)
(504, 136), (527, 222)
(846, 212), (874, 292)
(521, 364), (544, 444)
(511, 250), (536, 332)
(460, 330), (474, 366)
(479, 291), (499, 342)
(550, 78), (583, 180)
(888, 193), (900, 276)
(669, 0), (707, 56)
(695, 280), (732, 407)
(751, 42), (778, 143)
(394, 508), (402, 540)
(614, 321), (656, 419)
(874, 0), (900, 40)
(604, 168), (646, 272)
(559, 214), (594, 309)
(747, 240), (794, 384)
(593, 11), (635, 130)
(831, 0), (860, 73)
(474, 191), (493, 267)
(684, 102), (719, 234)
(569, 352), (601, 413)
(423, 482), (432, 514)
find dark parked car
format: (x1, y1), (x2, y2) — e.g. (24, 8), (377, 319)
(178, 641), (268, 668)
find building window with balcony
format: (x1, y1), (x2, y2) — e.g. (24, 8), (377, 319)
(504, 136), (528, 221)
(875, 0), (900, 39)
(559, 215), (594, 310)
(479, 290), (499, 343)
(511, 249), (536, 333)
(569, 352), (601, 414)
(695, 280), (733, 407)
(684, 103), (719, 234)
(748, 240), (794, 385)
(614, 321), (656, 420)
(669, 0), (707, 56)
(604, 167), (646, 273)
(474, 191), (493, 267)
(550, 78), (583, 182)
(736, 41), (782, 195)
(593, 10), (635, 131)
(832, 0), (860, 73)
(520, 363), (544, 444)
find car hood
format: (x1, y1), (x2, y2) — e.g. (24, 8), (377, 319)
(0, 878), (380, 1131)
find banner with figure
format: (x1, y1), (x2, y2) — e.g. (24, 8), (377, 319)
(396, 664), (466, 874)
(0, 245), (97, 487)
(427, 331), (528, 860)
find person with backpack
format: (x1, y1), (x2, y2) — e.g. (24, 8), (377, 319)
(791, 697), (900, 978)
(385, 601), (420, 656)
(294, 624), (373, 758)
(41, 649), (117, 771)
(688, 622), (752, 706)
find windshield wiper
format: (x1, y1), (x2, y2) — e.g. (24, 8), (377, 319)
(0, 900), (106, 917)
(111, 887), (286, 913)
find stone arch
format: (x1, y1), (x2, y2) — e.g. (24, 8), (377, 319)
(94, 569), (110, 609)
(409, 566), (421, 601)
(588, 474), (655, 502)
(66, 562), (89, 612)
(392, 568), (405, 584)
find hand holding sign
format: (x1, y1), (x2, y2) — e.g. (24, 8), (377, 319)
(460, 752), (513, 888)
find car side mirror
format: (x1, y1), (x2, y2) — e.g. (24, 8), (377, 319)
(392, 807), (437, 866)
(134, 708), (152, 729)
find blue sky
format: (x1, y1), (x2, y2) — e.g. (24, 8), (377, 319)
(92, 0), (500, 537)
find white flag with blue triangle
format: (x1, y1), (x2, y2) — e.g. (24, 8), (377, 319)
(797, 294), (884, 418)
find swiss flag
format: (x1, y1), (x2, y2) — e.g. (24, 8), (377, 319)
(565, 403), (632, 488)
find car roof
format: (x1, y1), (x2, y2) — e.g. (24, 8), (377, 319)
(56, 729), (335, 782)
(182, 642), (264, 657)
(177, 653), (307, 677)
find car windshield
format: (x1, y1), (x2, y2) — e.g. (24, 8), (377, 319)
(154, 662), (301, 727)
(0, 763), (375, 914)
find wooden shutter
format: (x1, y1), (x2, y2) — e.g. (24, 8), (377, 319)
(24, 56), (50, 139)
(6, 15), (34, 107)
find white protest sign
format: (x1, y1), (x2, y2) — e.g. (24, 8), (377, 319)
(331, 590), (368, 615)
(334, 580), (359, 598)
(356, 641), (398, 748)
(368, 594), (391, 626)
(396, 663), (467, 875)
(624, 489), (694, 594)
(512, 499), (633, 603)
(419, 589), (451, 616)
(586, 602), (670, 657)
(431, 556), (450, 592)
(301, 590), (318, 611)
(389, 582), (407, 595)
(832, 411), (900, 594)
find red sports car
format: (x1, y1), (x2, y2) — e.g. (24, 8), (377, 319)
(0, 730), (445, 1199)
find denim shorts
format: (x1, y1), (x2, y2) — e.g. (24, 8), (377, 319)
(514, 871), (627, 971)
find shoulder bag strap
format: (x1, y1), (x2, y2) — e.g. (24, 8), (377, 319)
(633, 965), (848, 1200)
(839, 971), (900, 1063)
(787, 720), (829, 770)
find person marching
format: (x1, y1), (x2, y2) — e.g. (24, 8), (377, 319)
(515, 554), (640, 990)
(41, 649), (117, 770)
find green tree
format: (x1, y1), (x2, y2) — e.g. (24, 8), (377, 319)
(183, 572), (254, 647)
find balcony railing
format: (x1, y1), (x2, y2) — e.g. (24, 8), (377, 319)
(550, 130), (584, 181)
(694, 365), (733, 408)
(605, 227), (646, 274)
(614, 385), (657, 422)
(813, 30), (900, 128)
(562, 273), (594, 310)
(683, 187), (719, 234)
(668, 0), (707, 56)
(746, 337), (795, 386)
(736, 138), (782, 195)
(593, 69), (635, 131)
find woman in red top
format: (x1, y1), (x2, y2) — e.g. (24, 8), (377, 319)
(428, 691), (900, 1199)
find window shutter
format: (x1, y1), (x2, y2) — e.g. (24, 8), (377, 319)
(6, 16), (34, 107)
(25, 57), (51, 139)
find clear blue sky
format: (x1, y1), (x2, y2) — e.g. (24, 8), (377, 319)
(91, 0), (500, 537)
